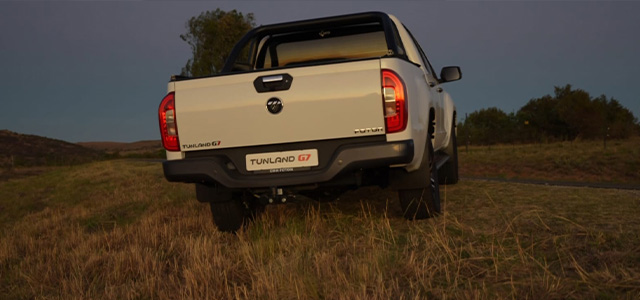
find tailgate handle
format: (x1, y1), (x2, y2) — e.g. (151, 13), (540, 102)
(254, 73), (293, 93)
(262, 75), (283, 83)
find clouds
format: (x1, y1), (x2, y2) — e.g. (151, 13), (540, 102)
(1, 1), (638, 142)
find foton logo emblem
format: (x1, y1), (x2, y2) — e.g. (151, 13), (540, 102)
(266, 98), (283, 114)
(354, 127), (384, 134)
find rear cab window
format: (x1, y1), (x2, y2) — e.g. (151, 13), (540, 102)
(256, 24), (388, 69)
(226, 13), (408, 73)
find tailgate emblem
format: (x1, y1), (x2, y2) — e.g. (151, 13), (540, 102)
(266, 98), (283, 114)
(354, 127), (385, 134)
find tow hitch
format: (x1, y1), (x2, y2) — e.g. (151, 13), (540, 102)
(256, 187), (297, 204)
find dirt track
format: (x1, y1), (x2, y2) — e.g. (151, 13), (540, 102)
(462, 176), (640, 191)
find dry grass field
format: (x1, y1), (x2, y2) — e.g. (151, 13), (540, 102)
(78, 140), (163, 158)
(459, 137), (640, 184)
(1, 155), (639, 299)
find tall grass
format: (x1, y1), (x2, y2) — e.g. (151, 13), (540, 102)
(1, 160), (639, 299)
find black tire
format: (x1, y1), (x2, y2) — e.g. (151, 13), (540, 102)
(208, 191), (264, 233)
(398, 139), (441, 219)
(438, 117), (459, 185)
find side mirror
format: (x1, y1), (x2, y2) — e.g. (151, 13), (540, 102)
(439, 66), (462, 83)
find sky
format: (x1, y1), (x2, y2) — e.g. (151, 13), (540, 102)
(1, 0), (639, 143)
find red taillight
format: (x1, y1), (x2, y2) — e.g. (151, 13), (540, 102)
(159, 92), (180, 151)
(382, 70), (407, 133)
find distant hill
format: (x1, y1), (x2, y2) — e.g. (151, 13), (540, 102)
(0, 130), (102, 167)
(78, 140), (163, 158)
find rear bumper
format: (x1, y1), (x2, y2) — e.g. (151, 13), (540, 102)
(163, 139), (413, 188)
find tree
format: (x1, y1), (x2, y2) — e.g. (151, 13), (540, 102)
(598, 96), (639, 139)
(461, 84), (639, 145)
(554, 84), (604, 140)
(517, 95), (566, 141)
(459, 107), (515, 145)
(180, 9), (255, 77)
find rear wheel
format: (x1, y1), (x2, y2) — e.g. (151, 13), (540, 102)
(398, 139), (441, 219)
(205, 190), (264, 233)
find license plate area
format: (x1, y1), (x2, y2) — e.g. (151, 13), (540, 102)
(246, 149), (319, 173)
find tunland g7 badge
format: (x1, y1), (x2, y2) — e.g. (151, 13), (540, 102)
(182, 140), (221, 150)
(246, 149), (319, 172)
(266, 98), (283, 114)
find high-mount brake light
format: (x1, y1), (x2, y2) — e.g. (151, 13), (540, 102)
(159, 92), (180, 151)
(382, 70), (407, 133)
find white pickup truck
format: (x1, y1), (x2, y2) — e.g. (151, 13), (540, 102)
(158, 12), (461, 232)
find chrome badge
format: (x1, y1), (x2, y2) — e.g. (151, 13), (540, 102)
(266, 98), (283, 114)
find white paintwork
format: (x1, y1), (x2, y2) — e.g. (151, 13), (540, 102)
(173, 59), (385, 151)
(380, 58), (429, 172)
(165, 13), (457, 174)
(388, 14), (456, 154)
(165, 150), (183, 160)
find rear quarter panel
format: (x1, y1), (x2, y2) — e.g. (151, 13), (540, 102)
(381, 58), (430, 172)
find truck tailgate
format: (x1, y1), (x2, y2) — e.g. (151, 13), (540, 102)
(174, 59), (385, 151)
